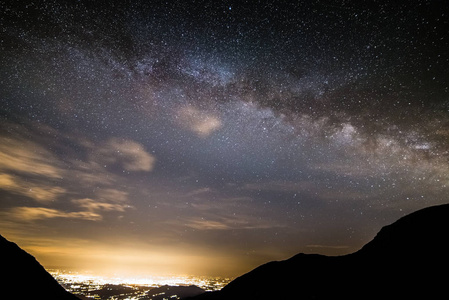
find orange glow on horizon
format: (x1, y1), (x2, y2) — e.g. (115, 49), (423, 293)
(48, 269), (232, 291)
(9, 234), (253, 278)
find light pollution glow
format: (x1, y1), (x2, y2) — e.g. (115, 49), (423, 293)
(49, 269), (231, 291)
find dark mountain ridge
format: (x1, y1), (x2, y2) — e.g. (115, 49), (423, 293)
(189, 203), (449, 300)
(0, 234), (80, 300)
(144, 285), (205, 300)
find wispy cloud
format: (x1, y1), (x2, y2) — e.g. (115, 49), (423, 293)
(95, 188), (129, 203)
(72, 198), (130, 212)
(178, 212), (284, 231)
(185, 218), (232, 230)
(0, 133), (67, 203)
(4, 193), (131, 223)
(0, 123), (149, 224)
(176, 105), (222, 137)
(95, 138), (156, 172)
(186, 187), (213, 197)
(8, 207), (102, 221)
(0, 136), (63, 178)
(0, 174), (65, 203)
(70, 188), (132, 214)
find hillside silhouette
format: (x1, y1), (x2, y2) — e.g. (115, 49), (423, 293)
(189, 203), (449, 300)
(0, 234), (80, 300)
(144, 285), (205, 300)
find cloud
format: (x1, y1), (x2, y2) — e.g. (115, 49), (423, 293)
(0, 173), (66, 203)
(186, 187), (213, 197)
(6, 194), (131, 223)
(95, 138), (155, 172)
(0, 136), (63, 178)
(69, 158), (117, 186)
(180, 213), (283, 231)
(177, 106), (222, 137)
(72, 198), (130, 212)
(0, 125), (144, 224)
(71, 189), (130, 212)
(8, 207), (102, 221)
(25, 186), (66, 203)
(0, 174), (16, 187)
(62, 136), (156, 186)
(96, 188), (129, 203)
(73, 188), (132, 214)
(186, 218), (232, 230)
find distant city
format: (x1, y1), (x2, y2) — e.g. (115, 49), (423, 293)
(50, 270), (232, 300)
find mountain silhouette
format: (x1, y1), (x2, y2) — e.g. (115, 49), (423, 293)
(0, 234), (80, 300)
(144, 285), (205, 300)
(188, 203), (449, 300)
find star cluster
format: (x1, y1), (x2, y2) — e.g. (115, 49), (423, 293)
(0, 0), (448, 276)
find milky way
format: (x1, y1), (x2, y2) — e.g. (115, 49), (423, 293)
(1, 1), (448, 276)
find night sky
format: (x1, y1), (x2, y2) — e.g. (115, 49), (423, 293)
(1, 0), (448, 277)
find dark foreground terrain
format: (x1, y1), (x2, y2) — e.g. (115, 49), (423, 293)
(0, 234), (80, 300)
(188, 203), (449, 300)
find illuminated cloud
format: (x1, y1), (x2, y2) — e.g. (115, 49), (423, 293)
(177, 106), (222, 137)
(0, 174), (16, 188)
(0, 136), (63, 178)
(9, 207), (102, 221)
(95, 188), (129, 203)
(4, 193), (131, 223)
(72, 198), (130, 212)
(96, 138), (155, 172)
(6, 192), (131, 222)
(180, 213), (283, 231)
(0, 132), (151, 204)
(71, 189), (131, 213)
(63, 137), (156, 188)
(69, 158), (118, 186)
(186, 218), (231, 230)
(0, 171), (65, 203)
(25, 186), (66, 203)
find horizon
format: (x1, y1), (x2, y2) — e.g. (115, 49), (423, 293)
(1, 1), (448, 279)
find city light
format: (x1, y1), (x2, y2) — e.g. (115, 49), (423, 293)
(49, 269), (232, 299)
